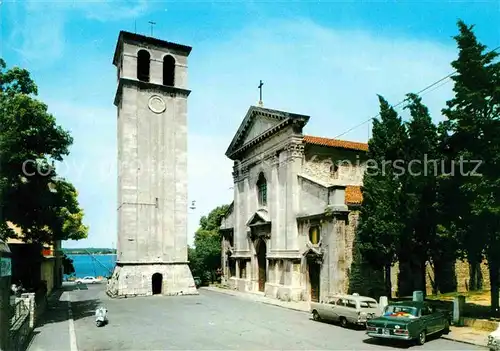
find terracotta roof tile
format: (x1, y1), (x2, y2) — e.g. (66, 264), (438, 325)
(345, 186), (363, 205)
(304, 135), (368, 152)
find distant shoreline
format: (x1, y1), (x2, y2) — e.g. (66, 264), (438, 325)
(67, 253), (117, 256)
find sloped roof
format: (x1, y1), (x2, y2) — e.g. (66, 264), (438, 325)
(225, 106), (310, 159)
(304, 135), (368, 152)
(345, 186), (363, 205)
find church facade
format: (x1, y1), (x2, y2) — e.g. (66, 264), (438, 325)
(220, 105), (368, 302)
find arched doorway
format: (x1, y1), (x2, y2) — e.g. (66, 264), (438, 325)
(256, 240), (267, 292)
(308, 261), (320, 302)
(152, 273), (163, 295)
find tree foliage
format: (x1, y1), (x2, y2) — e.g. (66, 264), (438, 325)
(357, 20), (499, 315)
(188, 204), (230, 282)
(440, 20), (500, 315)
(0, 58), (88, 244)
(358, 95), (407, 296)
(62, 253), (76, 276)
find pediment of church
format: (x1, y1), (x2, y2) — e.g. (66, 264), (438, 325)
(246, 209), (270, 227)
(225, 106), (310, 160)
(242, 115), (281, 144)
(303, 244), (324, 263)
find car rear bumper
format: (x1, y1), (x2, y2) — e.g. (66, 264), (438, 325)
(366, 332), (412, 340)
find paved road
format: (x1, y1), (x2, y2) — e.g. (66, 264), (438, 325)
(29, 284), (485, 351)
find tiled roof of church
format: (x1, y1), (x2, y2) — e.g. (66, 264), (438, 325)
(303, 135), (368, 152)
(345, 186), (363, 205)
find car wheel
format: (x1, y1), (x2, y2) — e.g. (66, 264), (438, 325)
(417, 330), (426, 345)
(340, 317), (348, 328)
(312, 310), (321, 321)
(443, 320), (450, 335)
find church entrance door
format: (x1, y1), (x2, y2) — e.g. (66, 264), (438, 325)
(309, 262), (320, 302)
(152, 273), (163, 295)
(256, 240), (267, 292)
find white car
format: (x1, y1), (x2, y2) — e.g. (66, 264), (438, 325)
(310, 293), (381, 327)
(75, 276), (99, 284)
(488, 324), (500, 351)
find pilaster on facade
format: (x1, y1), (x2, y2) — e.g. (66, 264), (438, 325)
(286, 140), (305, 159)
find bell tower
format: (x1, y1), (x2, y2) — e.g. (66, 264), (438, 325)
(106, 31), (197, 297)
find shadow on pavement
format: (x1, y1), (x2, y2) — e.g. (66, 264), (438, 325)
(38, 284), (101, 326)
(25, 330), (40, 350)
(362, 337), (412, 349)
(362, 332), (442, 349)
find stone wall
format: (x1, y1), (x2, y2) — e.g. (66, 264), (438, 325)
(455, 259), (490, 293)
(9, 292), (42, 351)
(391, 259), (490, 296)
(342, 211), (358, 293)
(302, 146), (367, 186)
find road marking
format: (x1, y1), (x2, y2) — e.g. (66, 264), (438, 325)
(68, 293), (78, 351)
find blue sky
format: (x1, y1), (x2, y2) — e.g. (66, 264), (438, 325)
(1, 1), (499, 249)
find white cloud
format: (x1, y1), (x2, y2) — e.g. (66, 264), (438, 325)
(74, 0), (150, 22)
(5, 0), (150, 68)
(54, 17), (458, 249)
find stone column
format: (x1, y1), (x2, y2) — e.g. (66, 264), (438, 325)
(270, 155), (279, 252)
(236, 260), (240, 279)
(413, 290), (424, 302)
(285, 140), (304, 250)
(379, 296), (389, 313)
(453, 295), (465, 325)
(0, 240), (12, 351)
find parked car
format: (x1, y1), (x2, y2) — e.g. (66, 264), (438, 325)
(310, 293), (381, 327)
(488, 323), (500, 351)
(75, 276), (99, 284)
(193, 276), (201, 288)
(366, 301), (450, 345)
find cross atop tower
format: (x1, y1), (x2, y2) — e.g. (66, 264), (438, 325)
(148, 21), (156, 36)
(258, 80), (264, 106)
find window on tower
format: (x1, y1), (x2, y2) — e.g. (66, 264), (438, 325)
(163, 55), (175, 86)
(137, 50), (150, 82)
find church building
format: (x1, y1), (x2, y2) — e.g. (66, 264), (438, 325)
(219, 105), (368, 302)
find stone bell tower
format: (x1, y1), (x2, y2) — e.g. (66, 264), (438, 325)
(106, 31), (197, 297)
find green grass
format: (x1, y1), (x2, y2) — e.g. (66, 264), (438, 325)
(427, 290), (490, 303)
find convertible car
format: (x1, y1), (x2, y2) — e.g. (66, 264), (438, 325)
(366, 301), (450, 345)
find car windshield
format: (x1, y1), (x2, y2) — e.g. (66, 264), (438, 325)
(384, 305), (418, 318)
(359, 300), (377, 308)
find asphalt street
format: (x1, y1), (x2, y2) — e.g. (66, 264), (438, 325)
(28, 283), (485, 351)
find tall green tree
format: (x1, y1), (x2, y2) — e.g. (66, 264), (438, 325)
(397, 93), (457, 296)
(441, 20), (500, 315)
(358, 95), (407, 296)
(189, 204), (230, 282)
(0, 59), (87, 243)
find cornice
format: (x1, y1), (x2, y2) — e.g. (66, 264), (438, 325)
(114, 78), (191, 106)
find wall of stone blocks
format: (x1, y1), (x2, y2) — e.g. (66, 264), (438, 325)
(342, 211), (357, 293)
(390, 258), (491, 297)
(455, 259), (490, 292)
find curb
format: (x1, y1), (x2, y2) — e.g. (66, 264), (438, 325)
(441, 334), (487, 348)
(260, 300), (309, 313)
(201, 287), (310, 313)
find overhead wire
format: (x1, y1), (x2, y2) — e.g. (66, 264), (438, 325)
(333, 45), (500, 140)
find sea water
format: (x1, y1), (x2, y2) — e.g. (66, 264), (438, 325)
(67, 254), (116, 278)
